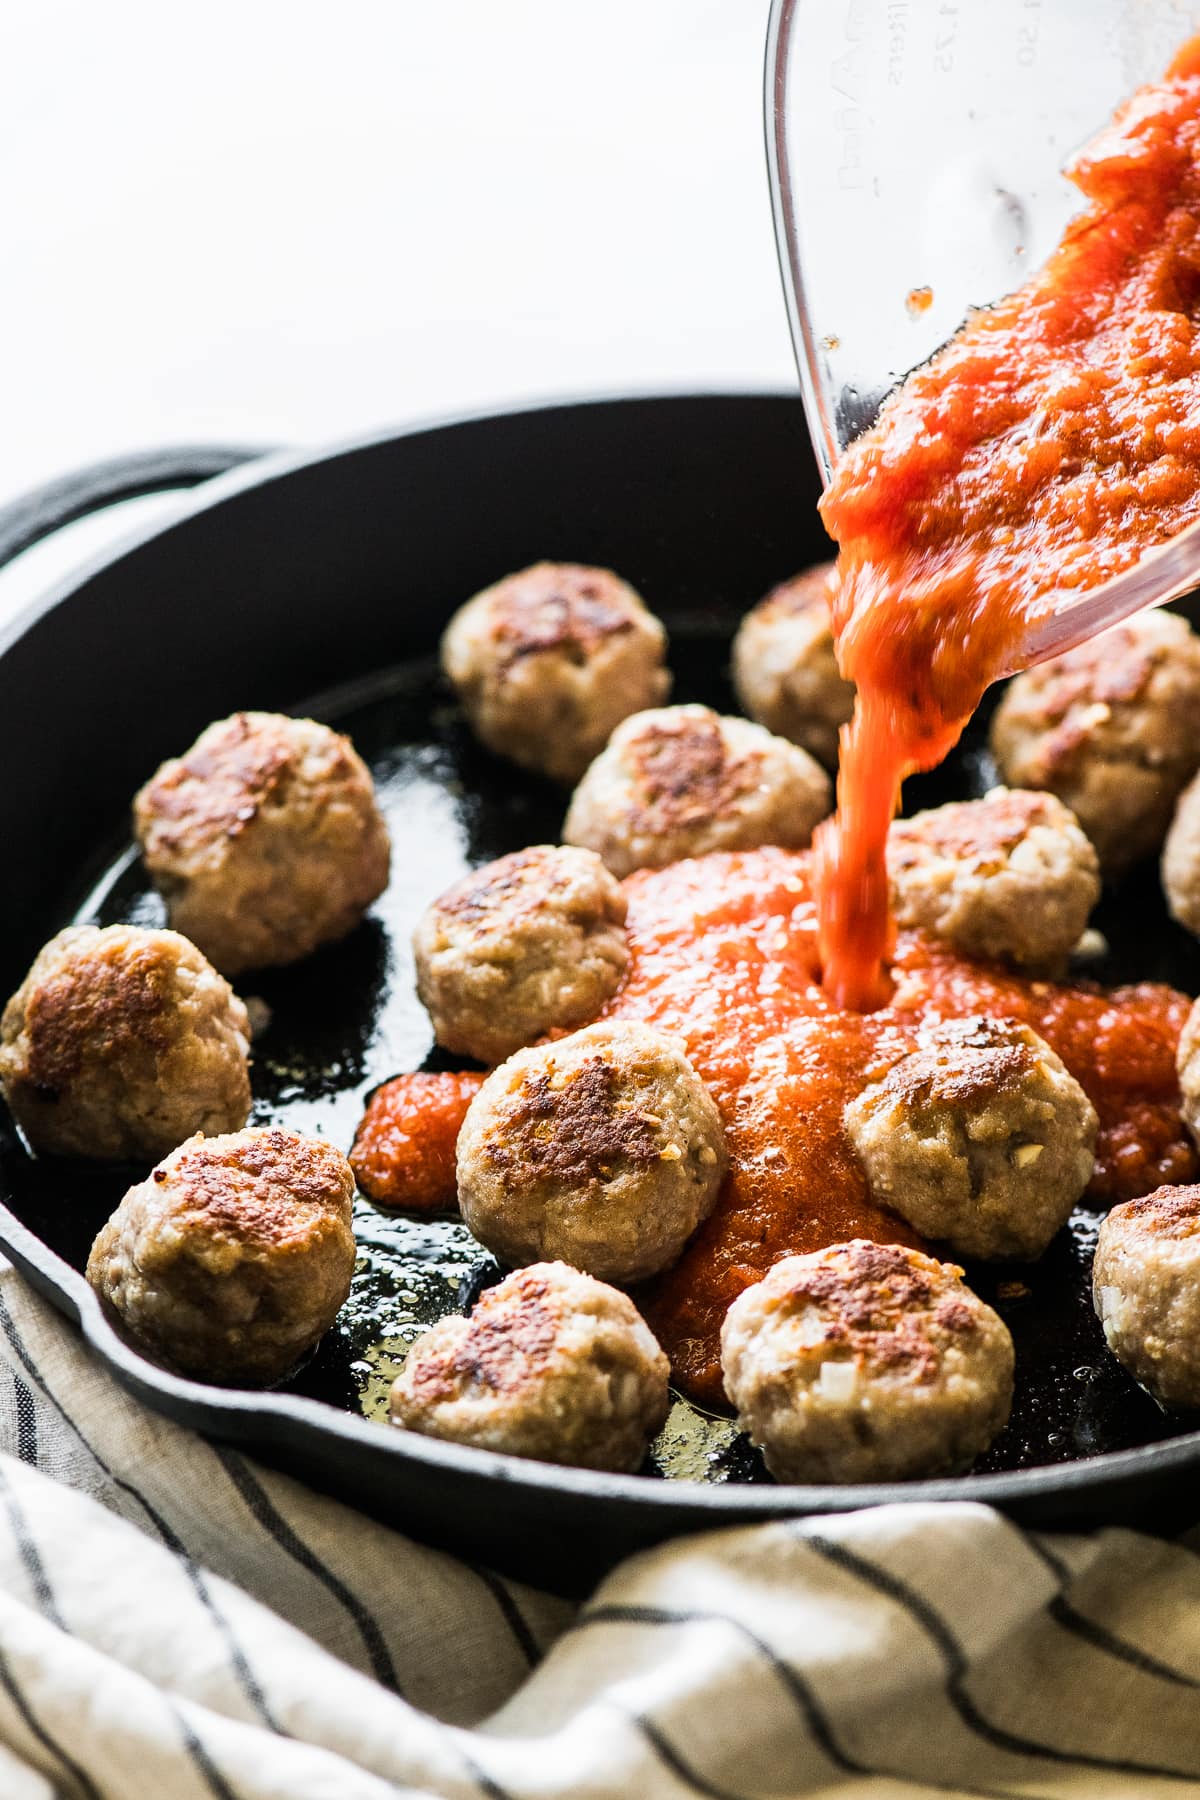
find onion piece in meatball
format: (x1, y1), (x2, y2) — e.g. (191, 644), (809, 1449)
(457, 1020), (728, 1284)
(731, 562), (855, 769)
(87, 1127), (356, 1384)
(134, 711), (391, 976)
(720, 1241), (1014, 1483)
(844, 1017), (1096, 1262)
(441, 562), (670, 784)
(390, 1261), (669, 1470)
(563, 703), (831, 878)
(888, 788), (1100, 971)
(989, 610), (1200, 874)
(1094, 1185), (1200, 1407)
(412, 844), (628, 1066)
(0, 925), (251, 1162)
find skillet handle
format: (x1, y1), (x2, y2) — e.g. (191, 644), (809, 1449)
(0, 445), (271, 572)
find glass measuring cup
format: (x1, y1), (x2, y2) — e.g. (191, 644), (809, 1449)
(766, 0), (1200, 666)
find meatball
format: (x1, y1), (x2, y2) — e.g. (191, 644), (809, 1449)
(1162, 768), (1200, 935)
(87, 1127), (356, 1384)
(563, 704), (831, 878)
(887, 788), (1100, 971)
(389, 1261), (669, 1470)
(1178, 997), (1200, 1146)
(720, 1240), (1014, 1483)
(0, 925), (251, 1162)
(1094, 1185), (1200, 1406)
(441, 562), (670, 785)
(989, 609), (1200, 873)
(456, 1020), (727, 1284)
(134, 711), (391, 976)
(731, 563), (855, 769)
(844, 1017), (1096, 1262)
(412, 844), (628, 1065)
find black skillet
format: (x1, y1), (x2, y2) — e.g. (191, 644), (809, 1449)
(2, 394), (1200, 1594)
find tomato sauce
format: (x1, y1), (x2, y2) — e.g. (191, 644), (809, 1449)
(816, 40), (1200, 1009)
(601, 848), (1195, 1407)
(351, 1071), (484, 1211)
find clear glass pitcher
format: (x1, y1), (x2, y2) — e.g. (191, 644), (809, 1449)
(766, 0), (1200, 662)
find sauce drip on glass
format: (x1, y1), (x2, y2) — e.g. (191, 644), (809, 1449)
(816, 38), (1200, 1010)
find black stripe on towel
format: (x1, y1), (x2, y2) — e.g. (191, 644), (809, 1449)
(0, 1459), (244, 1800)
(0, 1638), (103, 1800)
(1019, 1529), (1200, 1691)
(464, 1562), (542, 1668)
(580, 1605), (1032, 1800)
(0, 1295), (282, 1736)
(215, 1447), (401, 1694)
(581, 1602), (865, 1776)
(11, 1375), (37, 1467)
(804, 1531), (1199, 1784)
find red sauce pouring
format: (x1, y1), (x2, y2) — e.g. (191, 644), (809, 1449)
(816, 39), (1200, 1009)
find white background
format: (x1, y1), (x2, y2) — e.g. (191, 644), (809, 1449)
(1, 1), (793, 615)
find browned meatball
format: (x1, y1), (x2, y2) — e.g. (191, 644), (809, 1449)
(1094, 1186), (1200, 1407)
(412, 845), (628, 1065)
(563, 704), (831, 878)
(1178, 996), (1200, 1146)
(0, 925), (251, 1161)
(134, 711), (391, 976)
(844, 1017), (1097, 1261)
(457, 1020), (728, 1284)
(989, 610), (1200, 873)
(441, 562), (670, 784)
(731, 563), (855, 769)
(888, 788), (1100, 971)
(720, 1241), (1014, 1483)
(87, 1127), (356, 1383)
(389, 1261), (669, 1470)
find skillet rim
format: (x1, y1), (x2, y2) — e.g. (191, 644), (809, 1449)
(1, 389), (1198, 1531)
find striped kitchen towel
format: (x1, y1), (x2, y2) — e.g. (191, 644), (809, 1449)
(0, 1259), (1196, 1799)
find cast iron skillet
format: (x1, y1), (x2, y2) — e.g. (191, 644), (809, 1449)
(2, 394), (1200, 1594)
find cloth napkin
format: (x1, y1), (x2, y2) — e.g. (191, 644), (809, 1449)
(0, 1262), (1197, 1799)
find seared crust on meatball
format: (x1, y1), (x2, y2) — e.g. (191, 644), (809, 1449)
(844, 1017), (1096, 1262)
(134, 711), (391, 976)
(441, 562), (670, 784)
(989, 610), (1200, 873)
(457, 1020), (728, 1284)
(389, 1261), (669, 1470)
(87, 1127), (356, 1384)
(888, 788), (1100, 971)
(413, 845), (628, 1065)
(563, 704), (831, 878)
(731, 563), (855, 769)
(0, 926), (251, 1162)
(720, 1241), (1014, 1483)
(1094, 1185), (1200, 1407)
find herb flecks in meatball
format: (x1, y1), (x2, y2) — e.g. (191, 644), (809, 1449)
(732, 562), (855, 769)
(457, 1020), (727, 1284)
(0, 925), (251, 1162)
(888, 788), (1100, 971)
(845, 1017), (1096, 1262)
(413, 844), (628, 1065)
(441, 562), (670, 784)
(389, 1261), (669, 1470)
(135, 711), (391, 976)
(87, 1127), (356, 1384)
(720, 1241), (1014, 1483)
(564, 704), (831, 878)
(1094, 1184), (1200, 1407)
(990, 610), (1200, 873)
